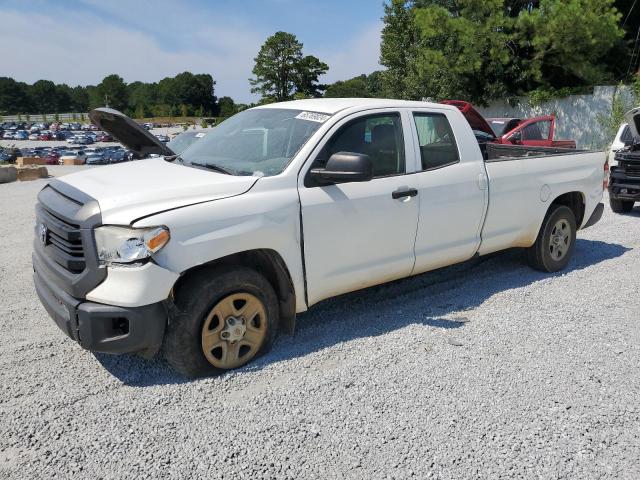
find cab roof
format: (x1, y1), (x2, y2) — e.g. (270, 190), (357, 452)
(253, 98), (456, 115)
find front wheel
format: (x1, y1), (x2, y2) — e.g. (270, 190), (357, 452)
(609, 197), (634, 214)
(163, 266), (279, 377)
(527, 205), (577, 273)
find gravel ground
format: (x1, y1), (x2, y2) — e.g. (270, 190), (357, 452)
(1, 169), (639, 479)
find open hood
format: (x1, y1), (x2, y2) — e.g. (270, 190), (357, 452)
(89, 108), (175, 157)
(625, 107), (640, 140)
(440, 100), (495, 138)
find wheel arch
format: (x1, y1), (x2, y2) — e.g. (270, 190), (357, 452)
(172, 249), (297, 334)
(549, 191), (586, 228)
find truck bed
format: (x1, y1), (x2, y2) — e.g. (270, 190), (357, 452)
(479, 144), (606, 256)
(485, 143), (589, 161)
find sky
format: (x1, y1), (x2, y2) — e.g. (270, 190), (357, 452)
(0, 0), (385, 103)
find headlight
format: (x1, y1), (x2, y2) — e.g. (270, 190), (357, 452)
(94, 226), (170, 265)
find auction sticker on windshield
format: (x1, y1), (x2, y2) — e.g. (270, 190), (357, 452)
(296, 111), (330, 123)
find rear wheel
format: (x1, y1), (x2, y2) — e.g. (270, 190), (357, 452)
(609, 197), (634, 214)
(163, 266), (279, 377)
(527, 205), (576, 272)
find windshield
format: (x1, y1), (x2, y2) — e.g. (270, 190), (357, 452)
(167, 131), (208, 155)
(179, 108), (328, 176)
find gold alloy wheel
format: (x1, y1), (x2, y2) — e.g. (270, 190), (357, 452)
(201, 292), (267, 369)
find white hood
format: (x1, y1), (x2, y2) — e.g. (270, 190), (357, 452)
(58, 158), (259, 224)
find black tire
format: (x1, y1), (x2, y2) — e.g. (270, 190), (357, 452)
(163, 266), (279, 377)
(609, 197), (634, 214)
(527, 205), (577, 273)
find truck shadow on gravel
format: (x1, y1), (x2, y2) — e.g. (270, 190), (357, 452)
(96, 238), (629, 386)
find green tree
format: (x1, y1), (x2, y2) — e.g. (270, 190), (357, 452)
(69, 86), (89, 112)
(250, 31), (328, 102)
(127, 81), (158, 116)
(95, 74), (129, 111)
(30, 80), (59, 113)
(0, 77), (31, 114)
(325, 72), (386, 98)
(412, 0), (517, 103)
(217, 96), (237, 118)
(294, 55), (329, 97)
(380, 0), (625, 103)
(380, 0), (424, 99)
(325, 75), (370, 98)
(517, 0), (624, 89)
(134, 104), (146, 119)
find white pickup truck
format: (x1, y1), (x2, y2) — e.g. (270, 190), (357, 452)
(33, 99), (606, 376)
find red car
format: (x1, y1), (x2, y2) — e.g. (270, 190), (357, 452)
(38, 132), (52, 141)
(441, 100), (576, 149)
(96, 133), (113, 142)
(42, 152), (60, 165)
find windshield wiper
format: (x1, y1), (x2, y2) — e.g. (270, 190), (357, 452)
(164, 154), (181, 162)
(189, 162), (233, 175)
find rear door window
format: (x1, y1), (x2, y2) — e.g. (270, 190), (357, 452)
(413, 113), (459, 170)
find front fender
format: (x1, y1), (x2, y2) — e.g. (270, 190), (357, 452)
(133, 188), (307, 313)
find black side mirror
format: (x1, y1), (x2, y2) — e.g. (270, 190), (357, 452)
(310, 152), (373, 185)
(509, 131), (522, 143)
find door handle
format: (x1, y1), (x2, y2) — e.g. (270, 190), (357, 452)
(392, 188), (418, 200)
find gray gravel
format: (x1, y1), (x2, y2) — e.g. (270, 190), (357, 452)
(1, 170), (639, 479)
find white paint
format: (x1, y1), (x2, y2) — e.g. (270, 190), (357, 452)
(56, 99), (605, 312)
(86, 262), (179, 307)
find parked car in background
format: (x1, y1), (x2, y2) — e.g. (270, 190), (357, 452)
(43, 151), (61, 165)
(85, 151), (106, 165)
(155, 134), (170, 143)
(38, 132), (52, 141)
(166, 130), (211, 154)
(3, 131), (15, 140)
(53, 131), (71, 140)
(67, 135), (93, 145)
(441, 100), (577, 152)
(14, 130), (28, 140)
(0, 151), (11, 163)
(58, 149), (87, 165)
(96, 133), (113, 142)
(608, 123), (633, 167)
(609, 109), (640, 213)
(28, 133), (40, 140)
(108, 149), (127, 163)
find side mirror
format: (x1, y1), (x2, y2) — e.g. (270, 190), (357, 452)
(310, 152), (373, 185)
(509, 131), (522, 143)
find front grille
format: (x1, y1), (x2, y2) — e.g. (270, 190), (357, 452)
(40, 206), (85, 273)
(621, 162), (640, 177)
(33, 181), (106, 299)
